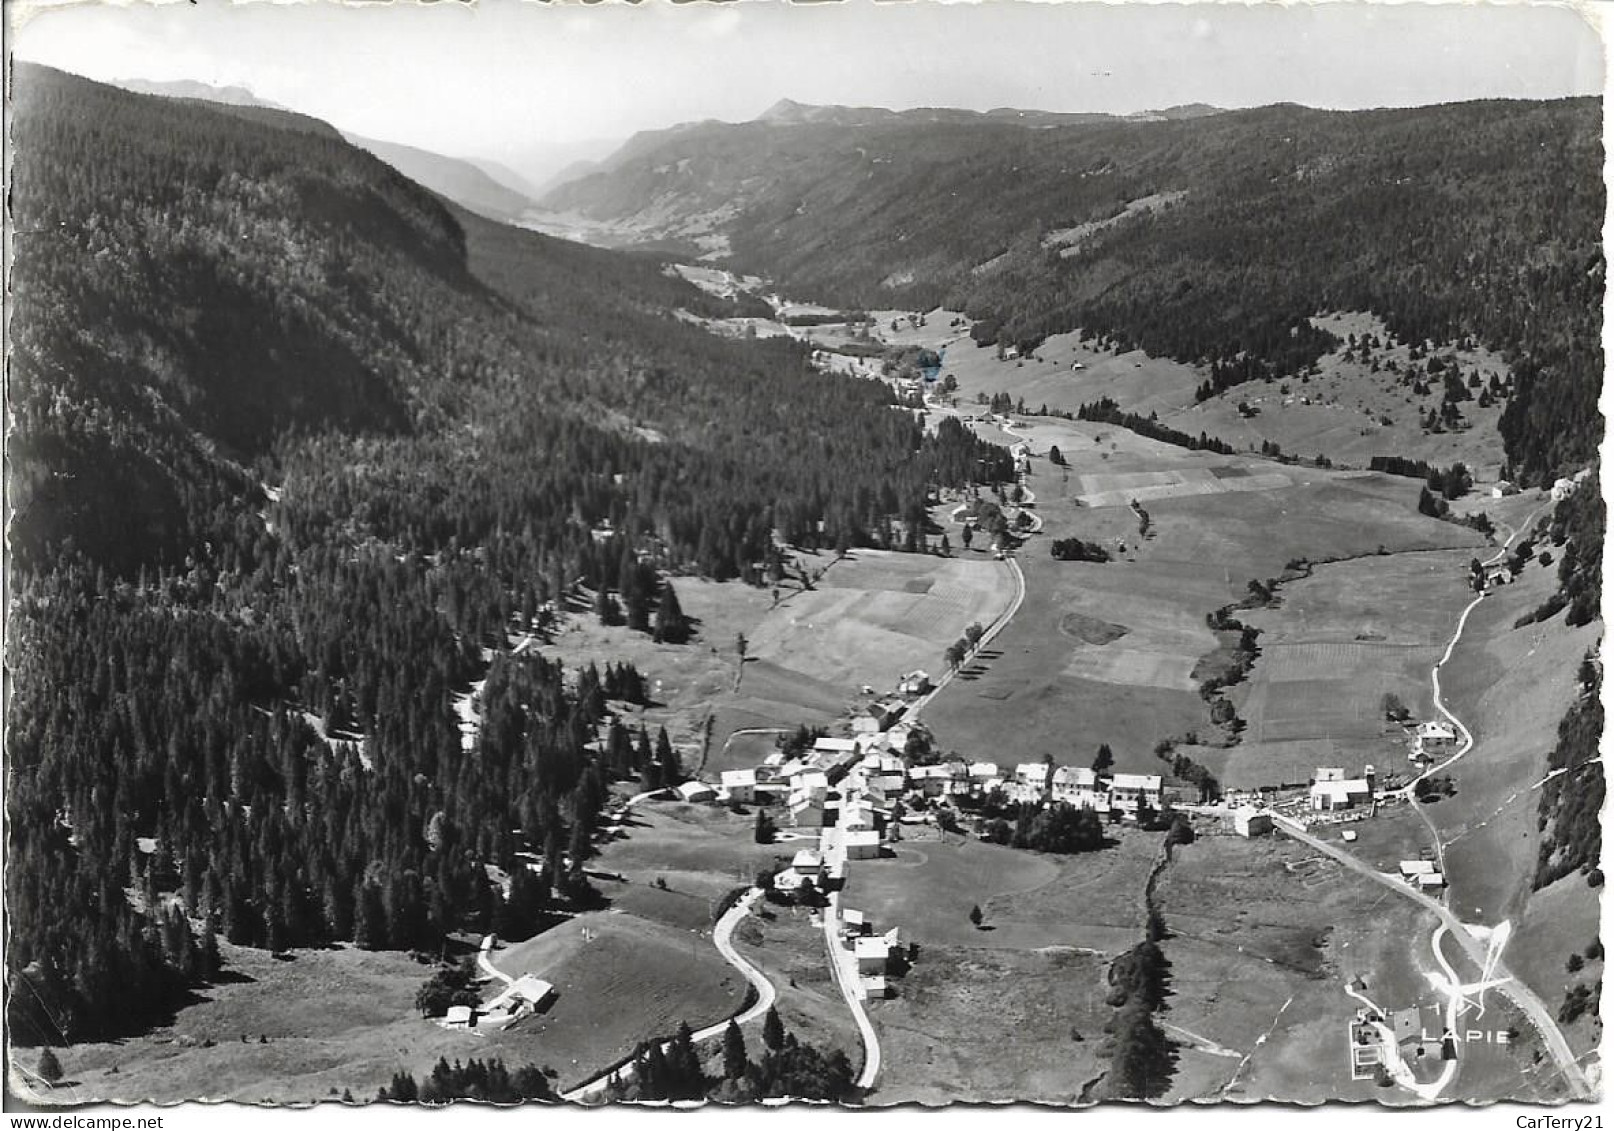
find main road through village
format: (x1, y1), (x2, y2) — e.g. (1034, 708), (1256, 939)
(1275, 500), (1590, 1101)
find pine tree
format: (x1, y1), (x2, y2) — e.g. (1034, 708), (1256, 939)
(653, 582), (688, 644)
(37, 1047), (63, 1085)
(722, 1018), (748, 1080)
(762, 1005), (785, 1052)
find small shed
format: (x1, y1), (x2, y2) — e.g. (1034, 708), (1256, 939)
(444, 1005), (476, 1028)
(1233, 807), (1274, 838)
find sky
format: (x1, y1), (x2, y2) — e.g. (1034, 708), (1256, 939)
(11, 0), (1607, 183)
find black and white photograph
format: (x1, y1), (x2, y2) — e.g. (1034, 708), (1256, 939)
(3, 0), (1606, 1115)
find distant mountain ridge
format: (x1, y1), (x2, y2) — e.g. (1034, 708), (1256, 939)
(543, 94), (1602, 482)
(754, 97), (1223, 129)
(113, 77), (286, 110)
(343, 132), (540, 222)
(110, 76), (541, 221)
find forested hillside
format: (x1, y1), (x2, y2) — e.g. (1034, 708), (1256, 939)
(6, 65), (1008, 1046)
(546, 97), (1603, 482)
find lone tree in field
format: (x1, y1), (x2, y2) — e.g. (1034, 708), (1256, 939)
(37, 1048), (63, 1086)
(754, 809), (777, 844)
(735, 633), (748, 663)
(962, 524), (974, 550)
(653, 583), (689, 644)
(969, 904), (984, 929)
(763, 1006), (786, 1052)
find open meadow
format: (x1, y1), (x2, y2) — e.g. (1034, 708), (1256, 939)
(1155, 833), (1546, 1104)
(867, 943), (1113, 1105)
(925, 419), (1485, 779)
(1210, 548), (1477, 788)
(940, 331), (1204, 421)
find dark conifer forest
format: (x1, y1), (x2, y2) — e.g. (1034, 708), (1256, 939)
(5, 65), (1009, 1044)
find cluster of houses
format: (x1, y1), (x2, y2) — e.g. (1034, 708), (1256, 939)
(698, 731), (1169, 832)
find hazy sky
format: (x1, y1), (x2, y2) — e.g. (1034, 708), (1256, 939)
(12, 0), (1606, 177)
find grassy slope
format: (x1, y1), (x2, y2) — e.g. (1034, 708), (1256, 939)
(1418, 545), (1603, 1058)
(925, 415), (1484, 777)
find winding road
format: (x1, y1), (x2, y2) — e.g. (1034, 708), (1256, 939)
(820, 889), (883, 1091)
(1269, 500), (1591, 1099)
(1272, 816), (1589, 1099)
(558, 887), (777, 1103)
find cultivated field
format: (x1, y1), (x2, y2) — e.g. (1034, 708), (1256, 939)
(925, 427), (1485, 776)
(702, 548), (1016, 769)
(1208, 548), (1477, 787)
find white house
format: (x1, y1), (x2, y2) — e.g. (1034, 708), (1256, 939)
(675, 780), (717, 804)
(791, 770), (830, 801)
(1491, 480), (1519, 498)
(444, 1005), (476, 1029)
(486, 974), (555, 1018)
(1552, 477), (1577, 501)
(911, 764), (953, 797)
(1051, 766), (1107, 810)
(1109, 773), (1164, 819)
(720, 769), (757, 804)
(842, 800), (880, 833)
(854, 935), (891, 975)
(969, 761), (1002, 784)
(844, 828), (883, 860)
(1310, 778), (1373, 811)
(790, 793), (829, 828)
(1416, 721), (1457, 754)
(1014, 762), (1052, 790)
(1233, 807), (1274, 838)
